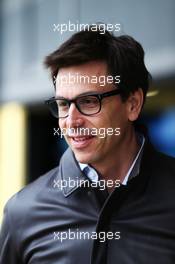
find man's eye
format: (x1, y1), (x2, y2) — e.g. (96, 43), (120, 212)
(79, 97), (98, 105)
(57, 100), (68, 107)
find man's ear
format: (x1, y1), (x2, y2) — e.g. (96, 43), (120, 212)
(127, 88), (144, 121)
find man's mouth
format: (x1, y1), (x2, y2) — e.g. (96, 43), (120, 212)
(69, 135), (95, 149)
(72, 135), (94, 141)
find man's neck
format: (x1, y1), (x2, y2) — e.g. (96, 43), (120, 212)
(90, 129), (141, 191)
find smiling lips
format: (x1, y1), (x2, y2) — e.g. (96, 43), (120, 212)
(69, 135), (95, 149)
(72, 135), (94, 141)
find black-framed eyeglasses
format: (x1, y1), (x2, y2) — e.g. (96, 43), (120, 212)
(45, 89), (122, 118)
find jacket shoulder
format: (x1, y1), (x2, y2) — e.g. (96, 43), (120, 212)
(155, 151), (175, 170)
(149, 149), (175, 187)
(0, 166), (61, 263)
(4, 165), (60, 220)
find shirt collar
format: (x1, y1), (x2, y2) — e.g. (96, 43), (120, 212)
(78, 163), (99, 182)
(122, 134), (145, 185)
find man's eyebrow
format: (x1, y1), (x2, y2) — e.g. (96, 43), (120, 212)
(77, 91), (101, 96)
(56, 91), (101, 99)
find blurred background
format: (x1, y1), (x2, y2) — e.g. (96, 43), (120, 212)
(0, 0), (175, 223)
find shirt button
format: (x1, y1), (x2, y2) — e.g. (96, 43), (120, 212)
(87, 190), (92, 196)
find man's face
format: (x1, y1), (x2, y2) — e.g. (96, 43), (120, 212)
(56, 61), (133, 166)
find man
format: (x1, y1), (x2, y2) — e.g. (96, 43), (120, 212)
(0, 26), (175, 264)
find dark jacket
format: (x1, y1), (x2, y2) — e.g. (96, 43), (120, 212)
(0, 139), (175, 264)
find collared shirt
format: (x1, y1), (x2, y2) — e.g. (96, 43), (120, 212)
(79, 134), (145, 185)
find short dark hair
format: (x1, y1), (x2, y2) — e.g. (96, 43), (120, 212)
(44, 25), (151, 104)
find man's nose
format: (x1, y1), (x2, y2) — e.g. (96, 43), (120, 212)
(66, 103), (84, 128)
